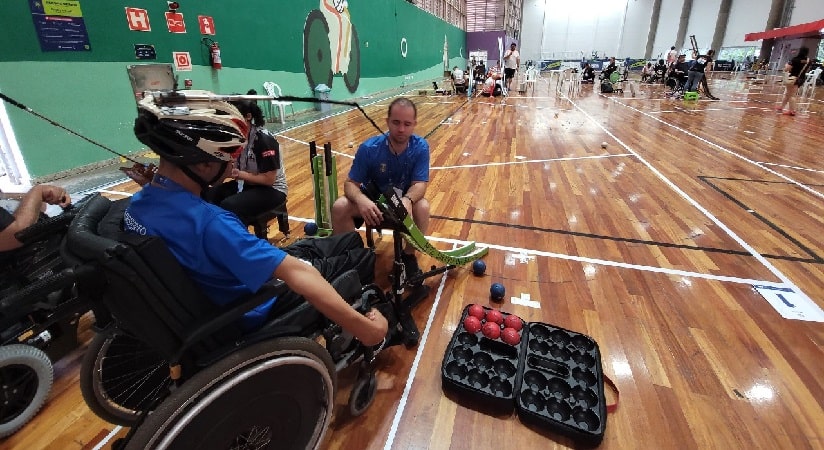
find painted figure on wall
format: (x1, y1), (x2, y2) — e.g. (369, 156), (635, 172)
(303, 0), (361, 93)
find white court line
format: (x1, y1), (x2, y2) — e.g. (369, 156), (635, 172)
(383, 247), (452, 450)
(581, 93), (816, 305)
(92, 425), (123, 450)
(612, 98), (824, 200)
(760, 162), (824, 174)
(432, 153), (632, 170)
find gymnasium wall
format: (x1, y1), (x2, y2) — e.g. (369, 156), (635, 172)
(521, 0), (820, 62)
(0, 0), (465, 180)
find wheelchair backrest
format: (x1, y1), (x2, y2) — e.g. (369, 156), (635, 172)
(65, 195), (241, 363)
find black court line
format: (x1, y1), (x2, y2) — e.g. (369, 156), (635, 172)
(428, 213), (823, 265)
(699, 175), (824, 264)
(421, 97), (471, 140)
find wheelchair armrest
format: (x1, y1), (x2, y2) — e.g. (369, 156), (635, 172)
(174, 279), (289, 361)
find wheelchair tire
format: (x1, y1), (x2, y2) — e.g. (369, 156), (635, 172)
(125, 336), (336, 450)
(80, 329), (170, 426)
(0, 344), (53, 438)
(348, 371), (377, 417)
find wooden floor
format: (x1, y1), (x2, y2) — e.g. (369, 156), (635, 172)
(6, 73), (824, 449)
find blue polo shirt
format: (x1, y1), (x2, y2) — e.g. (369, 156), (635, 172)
(124, 175), (286, 329)
(348, 134), (430, 194)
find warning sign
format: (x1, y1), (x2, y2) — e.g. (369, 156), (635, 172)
(198, 15), (215, 35)
(173, 51), (192, 71)
(165, 11), (186, 33)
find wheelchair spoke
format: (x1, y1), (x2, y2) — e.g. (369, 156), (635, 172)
(230, 425), (272, 450)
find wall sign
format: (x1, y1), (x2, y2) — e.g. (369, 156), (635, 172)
(173, 51), (192, 71)
(125, 7), (151, 32)
(134, 44), (156, 60)
(165, 11), (186, 33)
(30, 0), (91, 51)
(198, 15), (215, 35)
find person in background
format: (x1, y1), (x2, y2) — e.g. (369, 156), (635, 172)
(685, 49), (714, 95)
(203, 100), (287, 224)
(776, 47), (811, 116)
(581, 63), (596, 83)
(503, 43), (521, 92)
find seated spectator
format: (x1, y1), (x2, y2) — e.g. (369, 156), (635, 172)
(601, 57), (617, 80)
(451, 66), (467, 93)
(641, 62), (652, 82)
(581, 63), (596, 83)
(203, 100), (287, 226)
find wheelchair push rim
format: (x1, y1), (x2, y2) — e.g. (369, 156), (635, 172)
(125, 337), (336, 450)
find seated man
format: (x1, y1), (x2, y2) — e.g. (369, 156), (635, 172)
(331, 97), (430, 281)
(601, 57), (617, 80)
(581, 63), (596, 83)
(1, 184), (70, 254)
(667, 54), (690, 87)
(451, 66), (467, 93)
(203, 100), (287, 225)
(124, 91), (388, 345)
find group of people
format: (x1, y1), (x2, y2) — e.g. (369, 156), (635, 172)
(4, 92), (433, 349)
(123, 93), (432, 345)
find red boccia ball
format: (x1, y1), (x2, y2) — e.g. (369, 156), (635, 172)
(482, 321), (501, 339)
(463, 315), (482, 333)
(485, 309), (503, 325)
(468, 304), (486, 320)
(501, 327), (521, 346)
(503, 314), (523, 331)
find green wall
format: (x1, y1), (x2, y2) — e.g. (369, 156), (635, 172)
(0, 0), (465, 179)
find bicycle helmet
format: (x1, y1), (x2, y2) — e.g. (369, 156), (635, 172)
(134, 90), (248, 166)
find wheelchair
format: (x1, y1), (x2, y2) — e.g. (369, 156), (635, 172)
(0, 194), (95, 437)
(64, 195), (392, 449)
(666, 74), (688, 98)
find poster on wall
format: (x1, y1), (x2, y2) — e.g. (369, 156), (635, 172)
(125, 7), (151, 32)
(29, 0), (91, 51)
(165, 11), (186, 33)
(173, 52), (192, 71)
(198, 15), (215, 35)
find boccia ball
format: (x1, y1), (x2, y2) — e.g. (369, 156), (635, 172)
(482, 321), (501, 340)
(468, 304), (486, 320)
(503, 314), (523, 331)
(601, 142), (608, 149)
(501, 327), (521, 346)
(485, 309), (503, 325)
(490, 283), (506, 301)
(463, 315), (482, 333)
(472, 259), (487, 276)
(304, 222), (319, 236)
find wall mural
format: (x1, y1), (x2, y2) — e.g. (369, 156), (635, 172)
(303, 0), (361, 93)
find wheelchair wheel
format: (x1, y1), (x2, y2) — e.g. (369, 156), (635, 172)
(348, 371), (377, 417)
(126, 336), (336, 450)
(0, 344), (53, 438)
(80, 328), (170, 426)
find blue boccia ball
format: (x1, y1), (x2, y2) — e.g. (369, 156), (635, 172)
(472, 259), (486, 276)
(304, 222), (319, 236)
(490, 282), (506, 301)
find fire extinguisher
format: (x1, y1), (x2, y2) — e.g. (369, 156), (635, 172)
(210, 42), (222, 70)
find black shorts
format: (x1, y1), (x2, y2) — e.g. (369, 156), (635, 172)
(504, 68), (516, 79)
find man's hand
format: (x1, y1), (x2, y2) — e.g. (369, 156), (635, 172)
(357, 197), (383, 227)
(36, 184), (70, 208)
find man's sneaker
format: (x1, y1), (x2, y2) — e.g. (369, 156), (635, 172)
(402, 253), (423, 285)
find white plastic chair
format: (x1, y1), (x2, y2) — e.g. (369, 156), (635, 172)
(797, 67), (822, 115)
(262, 82), (295, 124)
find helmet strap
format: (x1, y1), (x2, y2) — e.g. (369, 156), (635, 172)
(179, 161), (228, 192)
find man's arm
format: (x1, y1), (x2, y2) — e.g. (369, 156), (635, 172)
(234, 168), (277, 187)
(343, 178), (383, 226)
(273, 256), (388, 346)
(0, 184), (69, 251)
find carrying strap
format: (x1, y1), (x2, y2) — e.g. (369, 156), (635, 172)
(604, 373), (620, 413)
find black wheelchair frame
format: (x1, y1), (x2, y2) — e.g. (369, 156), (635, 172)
(65, 195), (390, 449)
(0, 195), (97, 438)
